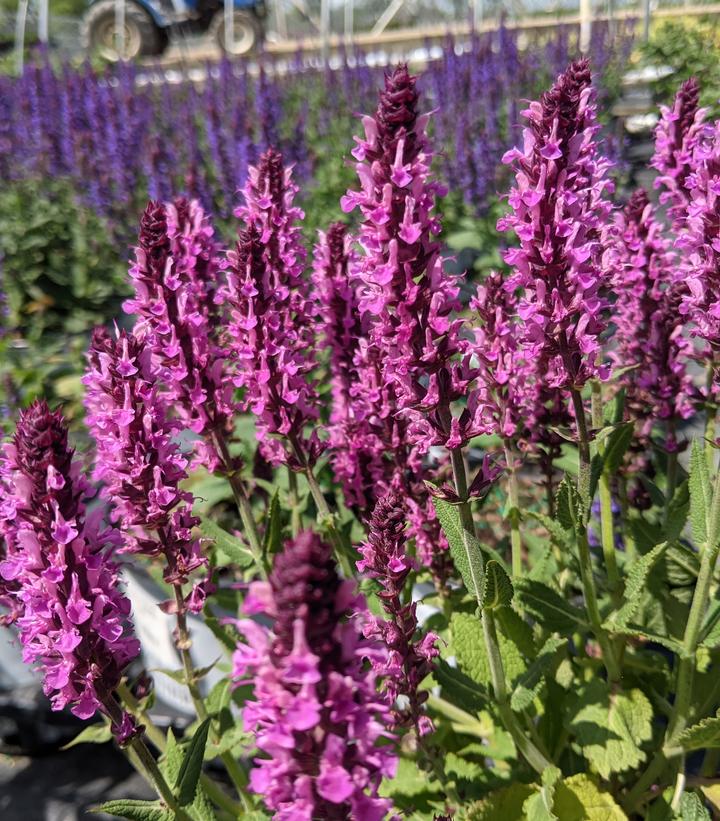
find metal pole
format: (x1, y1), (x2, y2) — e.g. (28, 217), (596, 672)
(275, 0), (288, 40)
(642, 0), (651, 41)
(320, 0), (329, 62)
(224, 0), (234, 54)
(38, 0), (49, 43)
(344, 0), (354, 42)
(579, 0), (592, 53)
(114, 0), (126, 59)
(472, 0), (483, 29)
(14, 0), (29, 74)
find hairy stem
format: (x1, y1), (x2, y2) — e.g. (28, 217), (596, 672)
(503, 439), (523, 576)
(570, 387), (592, 503)
(287, 467), (301, 537)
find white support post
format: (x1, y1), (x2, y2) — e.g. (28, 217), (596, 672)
(15, 0), (29, 74)
(275, 0), (288, 40)
(114, 0), (126, 59)
(344, 0), (354, 43)
(642, 0), (651, 42)
(471, 0), (483, 29)
(38, 0), (49, 43)
(224, 0), (235, 54)
(320, 0), (330, 61)
(579, 0), (592, 54)
(371, 0), (405, 37)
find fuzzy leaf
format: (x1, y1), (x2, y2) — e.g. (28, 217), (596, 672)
(92, 801), (172, 821)
(481, 560), (513, 609)
(61, 722), (112, 749)
(556, 476), (583, 531)
(552, 774), (627, 820)
(609, 626), (685, 655)
(677, 713), (720, 751)
(434, 496), (485, 598)
(524, 511), (571, 549)
(450, 612), (527, 689)
(689, 440), (711, 545)
(700, 604), (720, 649)
(204, 612), (239, 653)
(464, 783), (535, 820)
(199, 517), (255, 569)
(205, 724), (252, 760)
(665, 481), (690, 543)
(677, 791), (712, 821)
(433, 659), (488, 713)
(568, 680), (653, 779)
(175, 718), (211, 806)
(513, 578), (588, 635)
(162, 731), (215, 821)
(604, 542), (668, 630)
(523, 766), (561, 821)
(205, 679), (232, 717)
(511, 635), (566, 712)
(601, 422), (634, 476)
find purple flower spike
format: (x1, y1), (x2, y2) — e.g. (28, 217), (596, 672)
(606, 190), (695, 440)
(233, 531), (397, 820)
(0, 401), (140, 731)
(123, 197), (234, 472)
(84, 327), (211, 613)
(652, 77), (708, 228)
(498, 59), (613, 390)
(224, 152), (319, 468)
(357, 492), (439, 735)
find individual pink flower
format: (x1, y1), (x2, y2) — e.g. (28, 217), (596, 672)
(83, 327), (211, 613)
(123, 197), (233, 471)
(223, 149), (320, 468)
(233, 531), (397, 820)
(498, 59), (614, 390)
(0, 401), (140, 735)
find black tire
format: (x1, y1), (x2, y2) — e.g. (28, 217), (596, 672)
(83, 0), (164, 61)
(209, 9), (259, 57)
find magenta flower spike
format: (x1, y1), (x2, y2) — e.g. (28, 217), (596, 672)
(342, 64), (468, 453)
(233, 531), (397, 820)
(224, 149), (320, 468)
(675, 121), (720, 356)
(357, 491), (439, 735)
(83, 327), (211, 613)
(498, 59), (613, 391)
(123, 197), (234, 472)
(0, 401), (140, 736)
(652, 77), (708, 228)
(606, 190), (695, 441)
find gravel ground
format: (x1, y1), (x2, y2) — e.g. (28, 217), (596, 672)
(0, 744), (154, 821)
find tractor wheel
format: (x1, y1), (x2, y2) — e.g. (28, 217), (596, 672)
(210, 9), (259, 57)
(84, 1), (164, 62)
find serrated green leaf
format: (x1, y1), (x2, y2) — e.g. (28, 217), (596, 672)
(689, 440), (711, 545)
(175, 717), (211, 806)
(199, 517), (255, 569)
(678, 791), (712, 821)
(61, 722), (112, 749)
(700, 603), (720, 648)
(524, 510), (572, 549)
(666, 481), (690, 543)
(677, 712), (720, 751)
(433, 496), (484, 598)
(205, 724), (252, 760)
(152, 667), (187, 684)
(513, 578), (588, 635)
(601, 422), (634, 476)
(552, 774), (627, 820)
(523, 765), (561, 821)
(463, 783), (535, 820)
(610, 626), (685, 655)
(605, 542), (668, 630)
(511, 635), (566, 712)
(92, 800), (172, 821)
(262, 489), (283, 557)
(556, 476), (582, 531)
(450, 611), (527, 689)
(568, 680), (653, 779)
(205, 679), (232, 717)
(481, 560), (513, 609)
(162, 730), (216, 821)
(433, 659), (488, 713)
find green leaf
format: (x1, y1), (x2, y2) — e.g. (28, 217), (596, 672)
(677, 713), (720, 751)
(601, 422), (634, 476)
(523, 766), (561, 821)
(61, 722), (112, 749)
(665, 481), (690, 543)
(513, 578), (588, 635)
(450, 611), (527, 689)
(552, 774), (627, 820)
(205, 679), (232, 717)
(92, 800), (172, 821)
(677, 791), (712, 821)
(568, 680), (653, 779)
(511, 635), (566, 712)
(604, 542), (668, 630)
(463, 783), (535, 820)
(175, 717), (211, 806)
(199, 517), (255, 569)
(205, 724), (252, 760)
(204, 612), (239, 653)
(523, 510), (572, 549)
(262, 489), (283, 557)
(609, 626), (685, 655)
(481, 560), (513, 609)
(433, 659), (488, 713)
(689, 440), (711, 545)
(556, 475), (583, 531)
(152, 668), (187, 684)
(161, 730), (216, 821)
(433, 496), (484, 598)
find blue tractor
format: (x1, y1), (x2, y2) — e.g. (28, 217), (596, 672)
(83, 0), (265, 60)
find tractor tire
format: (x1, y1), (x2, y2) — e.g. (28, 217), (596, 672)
(210, 9), (259, 57)
(83, 0), (164, 62)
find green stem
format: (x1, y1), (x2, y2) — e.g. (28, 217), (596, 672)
(705, 363), (717, 468)
(287, 467), (301, 537)
(172, 587), (253, 809)
(445, 438), (551, 774)
(211, 430), (267, 580)
(116, 683), (242, 817)
(570, 388), (592, 504)
(503, 439), (523, 577)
